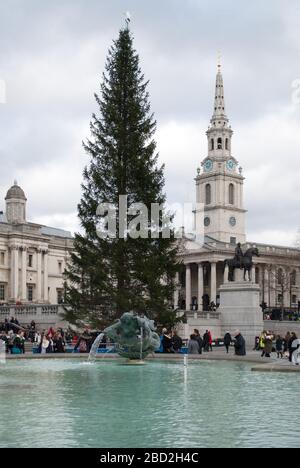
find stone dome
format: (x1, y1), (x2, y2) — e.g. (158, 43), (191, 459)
(5, 181), (27, 201)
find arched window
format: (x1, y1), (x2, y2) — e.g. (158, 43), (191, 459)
(205, 184), (211, 205)
(278, 268), (283, 286)
(291, 270), (297, 286)
(211, 139), (214, 151)
(229, 184), (235, 205)
(225, 138), (229, 150)
(217, 137), (222, 150)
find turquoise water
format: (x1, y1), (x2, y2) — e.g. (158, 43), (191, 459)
(0, 359), (299, 448)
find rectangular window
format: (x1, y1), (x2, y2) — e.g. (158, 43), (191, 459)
(0, 284), (5, 301)
(57, 289), (63, 304)
(292, 295), (297, 305)
(28, 254), (33, 268)
(27, 285), (34, 302)
(0, 252), (5, 265)
(230, 237), (237, 245)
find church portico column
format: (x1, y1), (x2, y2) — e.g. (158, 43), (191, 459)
(198, 263), (204, 312)
(43, 249), (49, 303)
(224, 263), (229, 284)
(37, 248), (42, 303)
(185, 264), (191, 311)
(210, 262), (217, 304)
(270, 266), (276, 307)
(251, 264), (256, 283)
(284, 267), (291, 307)
(10, 245), (20, 301)
(21, 246), (27, 301)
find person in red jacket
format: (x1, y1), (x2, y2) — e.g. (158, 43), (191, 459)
(208, 330), (213, 352)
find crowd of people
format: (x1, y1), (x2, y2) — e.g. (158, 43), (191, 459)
(0, 318), (100, 355)
(1, 317), (299, 364)
(257, 330), (300, 364)
(264, 310), (300, 322)
(159, 328), (246, 356)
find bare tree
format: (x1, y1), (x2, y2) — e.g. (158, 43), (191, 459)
(268, 268), (295, 320)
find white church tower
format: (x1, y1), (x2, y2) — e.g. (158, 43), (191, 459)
(196, 62), (246, 244)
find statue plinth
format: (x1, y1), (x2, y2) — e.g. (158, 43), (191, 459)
(219, 281), (263, 347)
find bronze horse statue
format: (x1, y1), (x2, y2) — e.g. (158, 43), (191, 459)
(224, 247), (260, 282)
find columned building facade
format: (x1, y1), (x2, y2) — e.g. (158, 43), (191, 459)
(0, 182), (73, 305)
(176, 65), (300, 316)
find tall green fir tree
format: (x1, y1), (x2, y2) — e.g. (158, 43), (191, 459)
(64, 24), (181, 330)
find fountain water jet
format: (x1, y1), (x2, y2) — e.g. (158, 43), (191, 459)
(88, 333), (104, 362)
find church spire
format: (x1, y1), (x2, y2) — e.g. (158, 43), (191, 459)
(206, 61), (233, 157)
(211, 59), (228, 124)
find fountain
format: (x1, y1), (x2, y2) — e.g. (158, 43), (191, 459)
(104, 312), (160, 363)
(88, 333), (105, 362)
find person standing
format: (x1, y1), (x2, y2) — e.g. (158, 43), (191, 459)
(284, 332), (291, 355)
(224, 332), (232, 354)
(234, 330), (246, 356)
(264, 333), (273, 358)
(208, 330), (213, 352)
(159, 328), (167, 353)
(39, 334), (50, 355)
(276, 335), (284, 359)
(289, 333), (298, 363)
(259, 331), (267, 357)
(53, 333), (65, 353)
(171, 331), (183, 353)
(203, 330), (209, 353)
(188, 335), (200, 355)
(193, 329), (203, 355)
(162, 330), (173, 354)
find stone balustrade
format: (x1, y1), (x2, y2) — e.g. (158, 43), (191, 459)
(0, 304), (67, 328)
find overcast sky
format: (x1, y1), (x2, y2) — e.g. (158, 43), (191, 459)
(0, 0), (300, 246)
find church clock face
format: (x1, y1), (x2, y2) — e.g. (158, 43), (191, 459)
(226, 159), (236, 172)
(229, 216), (237, 227)
(204, 159), (213, 172)
(204, 216), (211, 227)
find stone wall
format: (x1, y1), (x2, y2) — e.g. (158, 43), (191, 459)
(263, 320), (300, 336)
(179, 313), (221, 340)
(0, 305), (68, 330)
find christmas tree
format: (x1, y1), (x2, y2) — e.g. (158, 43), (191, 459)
(64, 24), (180, 329)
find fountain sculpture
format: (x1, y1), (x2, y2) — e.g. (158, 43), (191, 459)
(104, 312), (160, 361)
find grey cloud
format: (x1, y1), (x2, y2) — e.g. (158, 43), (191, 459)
(0, 0), (300, 245)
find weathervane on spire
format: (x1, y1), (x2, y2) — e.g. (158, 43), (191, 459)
(125, 11), (131, 29)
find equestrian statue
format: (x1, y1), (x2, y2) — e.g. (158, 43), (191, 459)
(224, 243), (260, 282)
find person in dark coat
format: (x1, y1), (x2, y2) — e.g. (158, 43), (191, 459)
(203, 330), (210, 352)
(224, 332), (232, 354)
(193, 329), (203, 355)
(234, 331), (246, 356)
(162, 331), (173, 353)
(171, 331), (183, 353)
(276, 335), (283, 359)
(53, 333), (65, 353)
(188, 335), (200, 355)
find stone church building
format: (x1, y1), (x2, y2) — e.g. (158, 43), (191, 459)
(175, 64), (300, 336)
(0, 182), (73, 308)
